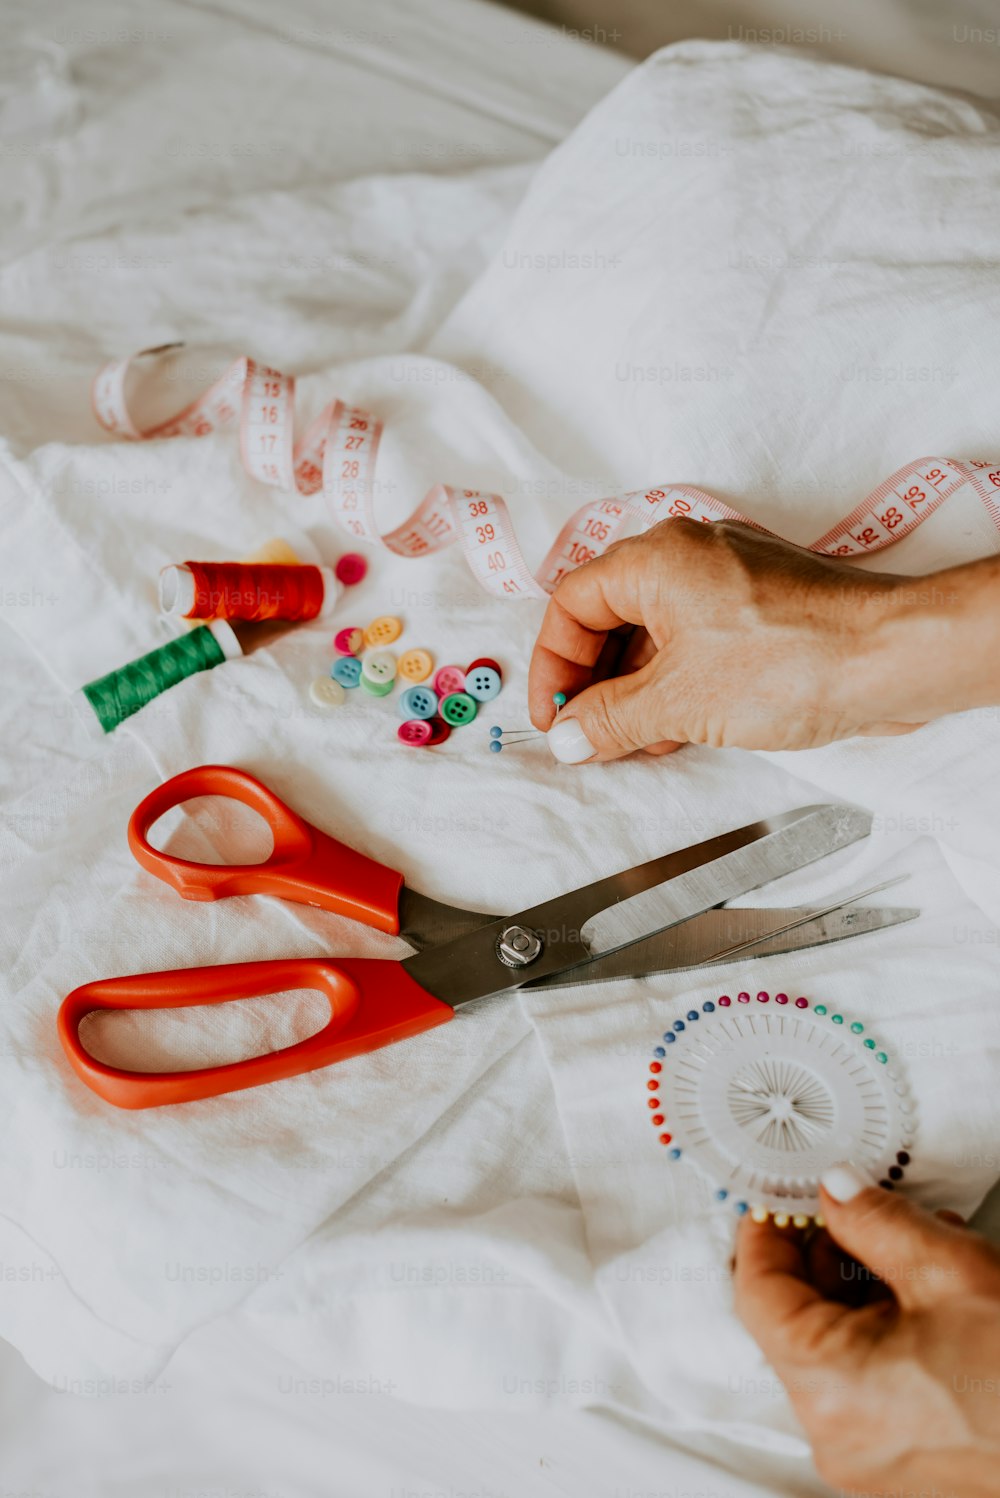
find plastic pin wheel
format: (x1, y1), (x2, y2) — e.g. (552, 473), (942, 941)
(644, 991), (916, 1225)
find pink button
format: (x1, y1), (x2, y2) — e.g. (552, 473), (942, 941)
(335, 553), (368, 586)
(334, 627), (364, 656)
(433, 665), (466, 697)
(398, 720), (432, 747)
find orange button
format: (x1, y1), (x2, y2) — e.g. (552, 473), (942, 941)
(398, 648), (434, 683)
(364, 615), (403, 647)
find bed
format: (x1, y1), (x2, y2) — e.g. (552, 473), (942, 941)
(2, 1), (1000, 1494)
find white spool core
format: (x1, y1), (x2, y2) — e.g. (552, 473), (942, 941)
(159, 564), (196, 617)
(207, 619), (243, 660)
(316, 566), (341, 619)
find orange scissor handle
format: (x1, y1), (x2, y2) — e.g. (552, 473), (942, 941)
(128, 765), (404, 935)
(57, 956), (453, 1108)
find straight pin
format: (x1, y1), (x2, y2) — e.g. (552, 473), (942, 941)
(488, 693), (565, 752)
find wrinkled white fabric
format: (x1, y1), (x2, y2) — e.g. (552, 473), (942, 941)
(2, 9), (1000, 1491)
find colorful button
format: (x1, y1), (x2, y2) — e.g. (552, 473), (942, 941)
(331, 657), (362, 688)
(398, 720), (432, 746)
(425, 716), (451, 746)
(433, 665), (466, 697)
(364, 615), (402, 647)
(361, 674), (394, 698)
(334, 627), (364, 656)
(466, 656), (501, 674)
(362, 650), (397, 684)
(440, 691), (477, 727)
(309, 677), (346, 708)
(465, 665), (502, 702)
(398, 649), (434, 684)
(335, 553), (367, 586)
(399, 685), (438, 720)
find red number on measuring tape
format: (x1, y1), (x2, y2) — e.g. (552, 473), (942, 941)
(878, 507), (903, 530)
(568, 542), (595, 564)
(475, 525), (495, 543)
(468, 500), (489, 517)
(903, 486), (926, 508)
(584, 519), (611, 541)
(486, 551), (506, 572)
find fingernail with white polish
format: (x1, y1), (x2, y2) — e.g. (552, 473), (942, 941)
(821, 1162), (873, 1202)
(547, 718), (597, 764)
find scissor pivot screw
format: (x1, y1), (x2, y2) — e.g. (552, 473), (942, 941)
(496, 924), (543, 968)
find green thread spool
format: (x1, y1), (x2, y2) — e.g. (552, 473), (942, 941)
(79, 621), (242, 734)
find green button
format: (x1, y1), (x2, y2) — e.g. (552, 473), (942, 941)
(361, 674), (394, 698)
(440, 691), (478, 727)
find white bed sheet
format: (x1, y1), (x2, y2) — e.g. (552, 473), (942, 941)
(3, 3), (1000, 1496)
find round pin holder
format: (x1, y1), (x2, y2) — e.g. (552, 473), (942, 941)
(644, 991), (916, 1225)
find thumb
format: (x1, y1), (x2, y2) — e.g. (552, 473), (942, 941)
(546, 664), (668, 763)
(820, 1163), (984, 1308)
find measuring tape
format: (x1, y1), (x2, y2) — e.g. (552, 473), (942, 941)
(93, 346), (1000, 599)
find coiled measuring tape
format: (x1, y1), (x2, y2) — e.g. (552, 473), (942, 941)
(93, 346), (1000, 599)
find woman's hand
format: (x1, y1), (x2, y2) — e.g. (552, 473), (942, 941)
(735, 1165), (1000, 1497)
(528, 517), (930, 760)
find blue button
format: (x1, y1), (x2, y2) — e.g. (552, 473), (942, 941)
(465, 666), (502, 702)
(399, 685), (439, 721)
(331, 657), (362, 688)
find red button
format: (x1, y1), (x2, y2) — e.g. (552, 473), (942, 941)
(398, 720), (432, 747)
(466, 656), (501, 674)
(335, 553), (368, 585)
(425, 716), (451, 746)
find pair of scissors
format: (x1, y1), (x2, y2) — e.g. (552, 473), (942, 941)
(57, 766), (918, 1109)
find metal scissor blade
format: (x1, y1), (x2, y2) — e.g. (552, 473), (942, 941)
(398, 886), (499, 951)
(402, 802), (871, 1009)
(525, 903), (919, 989)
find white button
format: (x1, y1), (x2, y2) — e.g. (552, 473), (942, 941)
(362, 649), (398, 684)
(309, 677), (347, 708)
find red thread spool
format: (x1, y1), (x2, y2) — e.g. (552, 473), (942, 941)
(160, 562), (339, 622)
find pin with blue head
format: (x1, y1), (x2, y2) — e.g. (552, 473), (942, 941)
(488, 692), (565, 752)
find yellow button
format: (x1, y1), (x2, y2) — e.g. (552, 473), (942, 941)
(398, 648), (434, 683)
(364, 615), (403, 647)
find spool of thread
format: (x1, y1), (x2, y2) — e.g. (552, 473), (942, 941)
(78, 621), (242, 734)
(159, 561), (340, 623)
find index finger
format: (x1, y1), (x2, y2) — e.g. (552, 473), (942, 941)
(527, 556), (641, 727)
(734, 1216), (846, 1369)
